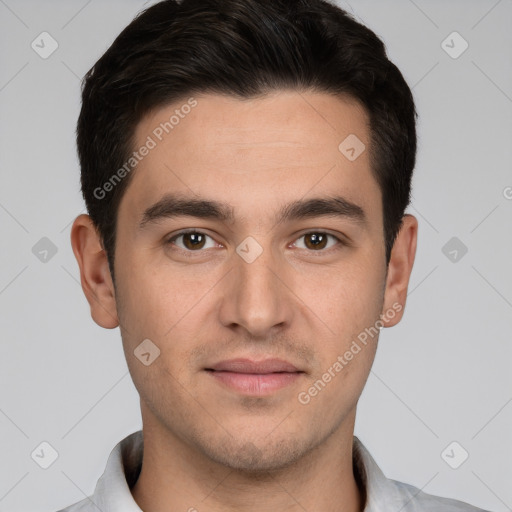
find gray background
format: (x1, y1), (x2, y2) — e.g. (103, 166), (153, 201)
(0, 0), (511, 511)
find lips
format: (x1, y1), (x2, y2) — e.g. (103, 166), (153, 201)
(207, 358), (301, 374)
(205, 358), (304, 395)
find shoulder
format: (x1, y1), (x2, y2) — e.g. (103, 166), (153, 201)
(390, 478), (492, 512)
(352, 437), (492, 512)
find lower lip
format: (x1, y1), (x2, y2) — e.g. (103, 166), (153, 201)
(207, 371), (302, 395)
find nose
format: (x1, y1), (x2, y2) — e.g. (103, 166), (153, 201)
(218, 240), (294, 338)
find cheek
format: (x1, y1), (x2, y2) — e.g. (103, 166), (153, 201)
(294, 337), (377, 436)
(296, 254), (384, 336)
(115, 251), (185, 328)
(116, 266), (207, 407)
(293, 253), (384, 404)
(114, 253), (221, 370)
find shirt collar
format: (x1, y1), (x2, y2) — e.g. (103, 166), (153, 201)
(92, 430), (143, 512)
(352, 435), (405, 511)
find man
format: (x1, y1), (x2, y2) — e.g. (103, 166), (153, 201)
(61, 0), (490, 510)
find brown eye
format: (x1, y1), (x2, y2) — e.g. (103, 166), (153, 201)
(304, 233), (328, 250)
(293, 232), (342, 252)
(182, 232), (206, 250)
(167, 231), (215, 251)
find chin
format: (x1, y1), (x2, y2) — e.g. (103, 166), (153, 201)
(199, 435), (310, 474)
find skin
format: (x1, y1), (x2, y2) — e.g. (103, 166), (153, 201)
(71, 90), (417, 512)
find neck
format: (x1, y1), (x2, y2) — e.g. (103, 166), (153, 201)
(131, 411), (364, 512)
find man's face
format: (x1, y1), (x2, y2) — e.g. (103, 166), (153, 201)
(111, 91), (393, 471)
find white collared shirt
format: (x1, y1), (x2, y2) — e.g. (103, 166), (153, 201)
(58, 430), (490, 512)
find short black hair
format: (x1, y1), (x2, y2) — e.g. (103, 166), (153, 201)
(77, 0), (417, 277)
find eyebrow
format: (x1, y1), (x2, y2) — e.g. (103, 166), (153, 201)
(139, 193), (367, 229)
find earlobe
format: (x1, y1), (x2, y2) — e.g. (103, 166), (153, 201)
(381, 214), (418, 328)
(70, 214), (120, 329)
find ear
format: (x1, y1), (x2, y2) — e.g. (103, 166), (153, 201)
(70, 214), (119, 329)
(381, 214), (418, 327)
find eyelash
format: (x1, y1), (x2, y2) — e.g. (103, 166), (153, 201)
(165, 229), (346, 256)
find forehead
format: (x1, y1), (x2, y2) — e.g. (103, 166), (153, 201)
(120, 90), (381, 227)
(136, 90), (369, 161)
